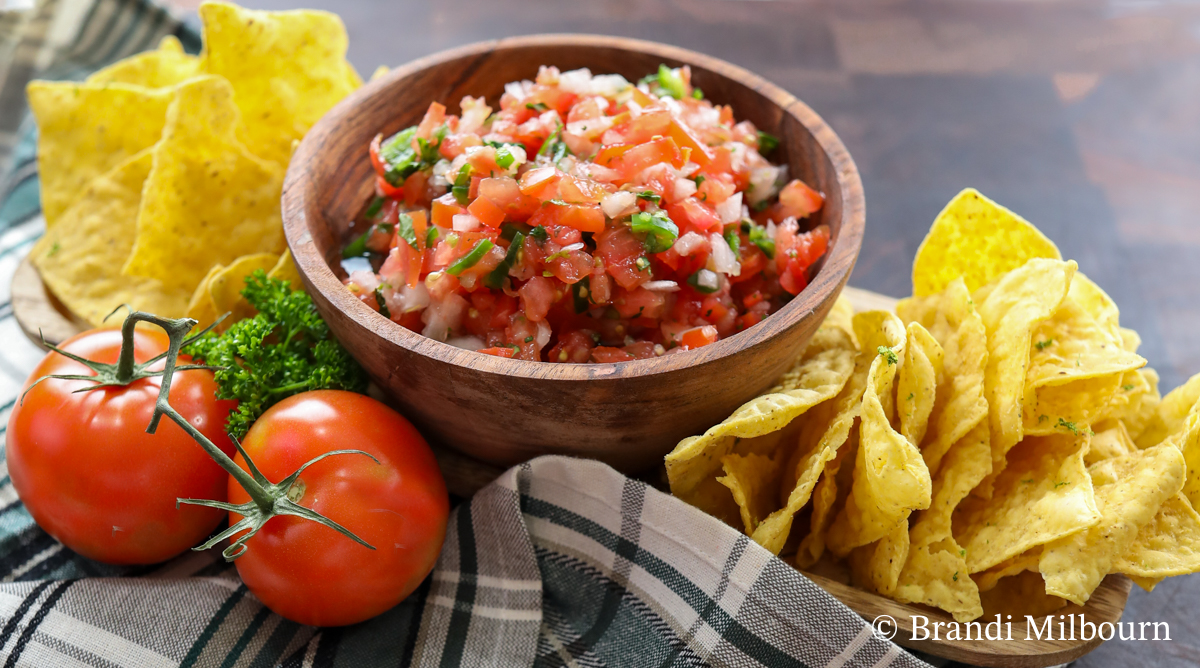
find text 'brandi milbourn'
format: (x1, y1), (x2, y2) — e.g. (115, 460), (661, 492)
(909, 614), (1170, 642)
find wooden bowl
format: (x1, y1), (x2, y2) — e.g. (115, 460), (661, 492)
(281, 35), (865, 473)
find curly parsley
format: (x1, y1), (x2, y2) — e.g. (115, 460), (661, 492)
(184, 271), (368, 438)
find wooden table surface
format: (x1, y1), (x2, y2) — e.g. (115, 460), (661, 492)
(207, 1), (1200, 665)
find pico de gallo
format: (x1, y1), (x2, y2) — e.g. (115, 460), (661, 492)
(341, 64), (829, 363)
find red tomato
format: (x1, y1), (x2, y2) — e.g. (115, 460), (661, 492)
(680, 325), (719, 349)
(228, 391), (448, 627)
(777, 179), (825, 219)
(7, 328), (237, 564)
(431, 193), (464, 228)
(467, 195), (506, 228)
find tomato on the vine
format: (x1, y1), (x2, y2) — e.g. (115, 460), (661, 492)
(226, 391), (449, 627)
(6, 326), (237, 565)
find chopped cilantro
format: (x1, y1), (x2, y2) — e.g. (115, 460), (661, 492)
(1035, 339), (1054, 350)
(396, 213), (418, 250)
(363, 196), (385, 220)
(525, 102), (549, 112)
(1057, 418), (1081, 435)
(877, 346), (898, 366)
(636, 190), (661, 205)
(757, 131), (780, 155)
(1123, 384), (1136, 391)
(374, 285), (391, 319)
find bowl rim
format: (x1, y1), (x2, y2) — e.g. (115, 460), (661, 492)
(282, 33), (865, 381)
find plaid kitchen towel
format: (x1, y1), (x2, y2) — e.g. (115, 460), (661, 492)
(0, 0), (943, 666)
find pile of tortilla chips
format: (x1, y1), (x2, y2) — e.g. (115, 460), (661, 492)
(667, 187), (1200, 621)
(28, 2), (360, 327)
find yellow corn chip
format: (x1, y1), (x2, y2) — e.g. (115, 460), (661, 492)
(973, 548), (1040, 593)
(718, 453), (783, 536)
(666, 326), (855, 517)
(1116, 493), (1200, 579)
(827, 312), (931, 556)
(1128, 575), (1164, 593)
(31, 151), (190, 325)
(186, 263), (225, 327)
(795, 429), (856, 569)
(86, 35), (200, 88)
(1137, 372), (1200, 449)
(199, 1), (360, 165)
(979, 571), (1068, 619)
(27, 82), (174, 227)
(268, 248), (303, 289)
(911, 188), (1061, 297)
(894, 537), (982, 622)
(1120, 369), (1161, 443)
(851, 522), (910, 597)
(123, 76), (285, 292)
(1084, 422), (1137, 467)
(975, 259), (1077, 496)
(1040, 443), (1185, 605)
(1022, 291), (1145, 437)
(899, 279), (990, 477)
(898, 323), (943, 449)
(207, 252), (280, 327)
(754, 342), (868, 555)
(955, 432), (1099, 573)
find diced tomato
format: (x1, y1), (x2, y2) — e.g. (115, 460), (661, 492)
(554, 202), (605, 233)
(379, 242), (422, 289)
(518, 275), (557, 322)
(613, 288), (665, 320)
(667, 118), (712, 166)
(519, 166), (562, 199)
(546, 250), (594, 285)
(595, 143), (634, 167)
(667, 197), (721, 234)
(478, 176), (539, 222)
(778, 179), (825, 219)
(489, 294), (519, 328)
(622, 341), (658, 359)
(415, 102), (447, 141)
(431, 193), (464, 228)
(700, 297), (730, 325)
(547, 330), (595, 363)
(596, 227), (648, 289)
(376, 175), (402, 199)
(408, 210), (429, 249)
(478, 346), (516, 358)
(468, 195), (506, 228)
(613, 137), (682, 181)
(440, 133), (482, 160)
(403, 171), (429, 208)
(730, 245), (766, 283)
(697, 173), (736, 205)
(680, 325), (719, 349)
(556, 175), (612, 204)
(466, 146), (503, 176)
(621, 110), (672, 145)
(369, 134), (387, 179)
(592, 347), (634, 363)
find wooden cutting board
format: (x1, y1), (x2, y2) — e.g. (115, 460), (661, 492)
(11, 256), (1130, 667)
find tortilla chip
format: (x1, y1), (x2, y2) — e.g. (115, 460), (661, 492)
(755, 344), (868, 555)
(267, 248), (303, 289)
(1115, 493), (1200, 579)
(795, 428), (857, 569)
(975, 259), (1077, 496)
(1085, 422), (1137, 467)
(898, 323), (944, 449)
(1040, 443), (1185, 605)
(186, 263), (225, 328)
(199, 1), (361, 165)
(894, 537), (982, 622)
(827, 312), (932, 556)
(911, 188), (1062, 297)
(1137, 372), (1200, 449)
(955, 432), (1099, 573)
(1128, 575), (1164, 593)
(899, 279), (990, 477)
(665, 325), (856, 517)
(1022, 292), (1145, 436)
(208, 252), (279, 325)
(718, 453), (784, 536)
(852, 522), (910, 597)
(123, 76), (285, 292)
(31, 151), (190, 325)
(973, 549), (1041, 593)
(86, 35), (200, 88)
(27, 82), (174, 227)
(979, 571), (1068, 619)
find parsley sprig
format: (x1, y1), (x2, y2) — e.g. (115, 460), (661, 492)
(184, 271), (368, 438)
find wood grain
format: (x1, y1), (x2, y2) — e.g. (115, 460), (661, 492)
(11, 256), (1130, 667)
(280, 35), (866, 474)
(12, 257), (85, 348)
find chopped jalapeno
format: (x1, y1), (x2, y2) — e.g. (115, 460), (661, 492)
(484, 232), (524, 289)
(630, 210), (678, 254)
(688, 269), (720, 293)
(445, 239), (495, 276)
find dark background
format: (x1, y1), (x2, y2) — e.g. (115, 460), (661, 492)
(199, 1), (1200, 665)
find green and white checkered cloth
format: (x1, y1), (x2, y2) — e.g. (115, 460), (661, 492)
(0, 1), (945, 666)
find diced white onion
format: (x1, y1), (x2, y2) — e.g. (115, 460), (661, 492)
(560, 242), (585, 253)
(642, 280), (681, 292)
(673, 231), (706, 256)
(694, 269), (720, 292)
(348, 270), (380, 293)
(421, 294), (468, 341)
(386, 282), (430, 314)
(678, 162), (701, 177)
(536, 320), (552, 348)
(673, 178), (698, 200)
(452, 213), (481, 232)
(586, 163), (622, 183)
(504, 81), (529, 99)
(716, 192), (743, 225)
(626, 100), (643, 116)
(447, 335), (486, 351)
(747, 165), (786, 205)
(557, 68), (593, 94)
(601, 190), (636, 218)
(590, 74), (631, 98)
(709, 233), (741, 277)
(766, 220), (778, 239)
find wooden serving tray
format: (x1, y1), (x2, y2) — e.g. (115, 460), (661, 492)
(11, 256), (1130, 666)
